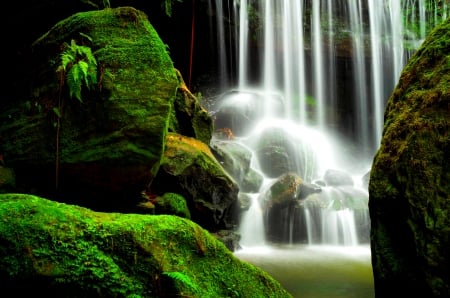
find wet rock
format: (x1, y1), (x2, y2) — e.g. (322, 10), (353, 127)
(369, 19), (450, 297)
(323, 169), (354, 186)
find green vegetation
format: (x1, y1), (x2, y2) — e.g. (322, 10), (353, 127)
(162, 271), (199, 294)
(22, 7), (179, 190)
(370, 17), (450, 296)
(53, 35), (99, 189)
(0, 194), (292, 297)
(155, 192), (191, 219)
(57, 38), (98, 103)
(402, 0), (450, 43)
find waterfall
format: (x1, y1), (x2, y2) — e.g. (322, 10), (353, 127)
(209, 0), (449, 247)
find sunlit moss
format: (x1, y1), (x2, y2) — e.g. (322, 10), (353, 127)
(0, 194), (292, 297)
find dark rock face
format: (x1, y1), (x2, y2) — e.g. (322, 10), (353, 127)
(369, 20), (450, 297)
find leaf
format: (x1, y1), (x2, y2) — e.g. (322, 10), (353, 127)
(59, 39), (98, 103)
(67, 66), (83, 102)
(163, 271), (199, 293)
(53, 107), (62, 118)
(60, 53), (75, 71)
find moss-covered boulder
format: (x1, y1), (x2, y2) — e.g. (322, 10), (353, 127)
(169, 69), (213, 144)
(369, 19), (450, 297)
(153, 192), (191, 219)
(0, 7), (178, 209)
(0, 193), (292, 297)
(150, 133), (239, 231)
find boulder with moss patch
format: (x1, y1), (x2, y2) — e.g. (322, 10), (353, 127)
(0, 7), (188, 210)
(369, 19), (450, 297)
(150, 133), (239, 232)
(0, 193), (292, 297)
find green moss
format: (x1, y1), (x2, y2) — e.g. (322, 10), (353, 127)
(32, 7), (177, 109)
(155, 192), (191, 219)
(162, 133), (223, 175)
(0, 194), (292, 297)
(11, 7), (180, 189)
(370, 18), (450, 296)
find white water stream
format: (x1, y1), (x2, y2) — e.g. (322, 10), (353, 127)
(206, 1), (448, 296)
(210, 0), (448, 249)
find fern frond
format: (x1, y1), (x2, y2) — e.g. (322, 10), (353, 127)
(59, 39), (98, 102)
(67, 66), (83, 102)
(84, 47), (97, 66)
(70, 39), (77, 49)
(163, 271), (199, 293)
(60, 53), (75, 71)
(78, 60), (90, 86)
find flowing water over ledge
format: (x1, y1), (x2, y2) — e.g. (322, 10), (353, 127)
(209, 1), (449, 297)
(235, 244), (374, 298)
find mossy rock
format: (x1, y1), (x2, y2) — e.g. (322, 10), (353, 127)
(151, 133), (239, 231)
(169, 69), (213, 145)
(0, 193), (292, 297)
(0, 7), (178, 208)
(154, 192), (191, 219)
(369, 19), (450, 297)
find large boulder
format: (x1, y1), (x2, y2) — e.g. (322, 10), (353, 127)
(0, 7), (178, 209)
(369, 20), (450, 297)
(0, 193), (292, 298)
(150, 133), (239, 231)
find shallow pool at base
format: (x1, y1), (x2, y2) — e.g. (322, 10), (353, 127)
(234, 244), (374, 298)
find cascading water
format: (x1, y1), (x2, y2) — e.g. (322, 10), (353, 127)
(208, 0), (449, 250)
(204, 0), (448, 296)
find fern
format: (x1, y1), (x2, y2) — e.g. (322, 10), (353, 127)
(53, 36), (98, 190)
(163, 271), (199, 293)
(67, 66), (81, 101)
(57, 38), (98, 102)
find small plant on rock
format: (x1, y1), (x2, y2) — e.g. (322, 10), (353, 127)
(57, 38), (98, 103)
(53, 36), (98, 189)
